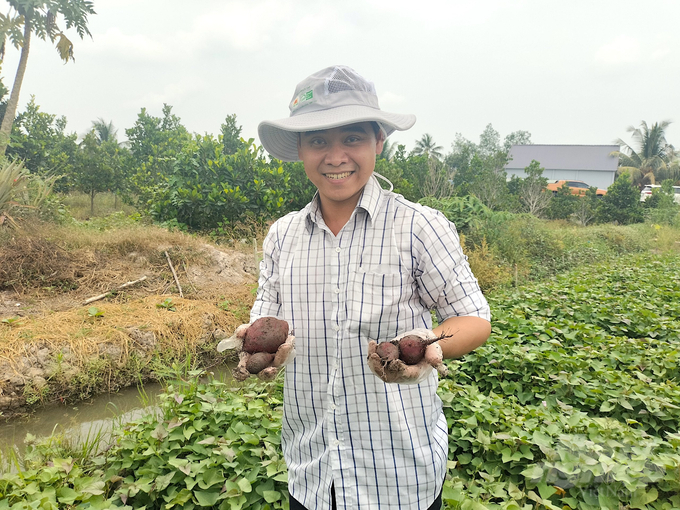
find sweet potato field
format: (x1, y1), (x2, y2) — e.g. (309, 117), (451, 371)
(1, 252), (679, 509)
(440, 252), (680, 509)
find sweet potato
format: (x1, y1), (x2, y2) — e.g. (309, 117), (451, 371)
(376, 334), (443, 366)
(376, 342), (399, 362)
(397, 335), (429, 365)
(246, 352), (276, 374)
(243, 317), (289, 354)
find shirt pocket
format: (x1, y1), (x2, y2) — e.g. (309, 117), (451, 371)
(347, 269), (413, 342)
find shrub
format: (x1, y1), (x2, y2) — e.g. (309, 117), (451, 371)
(546, 182), (577, 220)
(597, 174), (643, 225)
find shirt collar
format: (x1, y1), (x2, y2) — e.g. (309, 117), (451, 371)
(304, 173), (385, 231)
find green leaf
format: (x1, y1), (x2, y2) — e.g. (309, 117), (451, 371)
(457, 453), (472, 465)
(537, 482), (556, 500)
(599, 400), (615, 412)
(236, 478), (252, 493)
(199, 469), (223, 489)
(57, 487), (80, 505)
(631, 487), (658, 508)
(194, 490), (220, 507)
(155, 472), (175, 492)
(521, 465), (545, 481)
(263, 490), (282, 503)
(618, 398), (634, 410)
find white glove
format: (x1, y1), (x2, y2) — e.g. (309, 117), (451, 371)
(367, 328), (448, 384)
(217, 320), (295, 382)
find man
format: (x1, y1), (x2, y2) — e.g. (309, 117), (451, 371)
(221, 65), (491, 509)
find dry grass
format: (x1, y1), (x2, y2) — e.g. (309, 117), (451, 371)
(462, 235), (513, 291)
(0, 218), (259, 410)
(0, 219), (254, 296)
(0, 285), (254, 370)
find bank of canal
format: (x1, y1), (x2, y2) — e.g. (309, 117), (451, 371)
(0, 366), (235, 459)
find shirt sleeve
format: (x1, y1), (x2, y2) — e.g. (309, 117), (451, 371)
(251, 222), (283, 320)
(412, 207), (491, 322)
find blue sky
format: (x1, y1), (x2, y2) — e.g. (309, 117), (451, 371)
(2, 0), (679, 153)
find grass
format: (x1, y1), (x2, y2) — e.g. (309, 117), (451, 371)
(61, 192), (136, 220)
(463, 219), (680, 291)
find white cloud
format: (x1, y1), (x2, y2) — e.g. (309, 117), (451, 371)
(594, 36), (641, 65)
(129, 77), (202, 109)
(380, 91), (405, 106)
(80, 27), (173, 62)
(191, 1), (290, 51)
(365, 0), (510, 28)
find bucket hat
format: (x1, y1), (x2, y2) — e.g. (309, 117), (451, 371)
(258, 65), (416, 162)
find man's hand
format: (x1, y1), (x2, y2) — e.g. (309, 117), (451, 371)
(217, 321), (295, 382)
(367, 329), (448, 384)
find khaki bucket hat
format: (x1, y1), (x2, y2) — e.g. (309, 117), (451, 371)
(258, 65), (416, 162)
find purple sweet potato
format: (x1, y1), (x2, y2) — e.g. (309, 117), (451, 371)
(397, 335), (442, 365)
(246, 352), (276, 374)
(397, 335), (428, 364)
(376, 342), (400, 362)
(243, 317), (289, 354)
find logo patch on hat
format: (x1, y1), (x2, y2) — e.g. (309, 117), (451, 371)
(291, 87), (314, 111)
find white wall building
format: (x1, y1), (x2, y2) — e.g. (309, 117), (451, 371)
(506, 145), (619, 190)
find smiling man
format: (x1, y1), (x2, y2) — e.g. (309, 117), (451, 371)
(250, 66), (491, 509)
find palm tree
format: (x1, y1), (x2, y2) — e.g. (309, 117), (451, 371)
(91, 118), (118, 145)
(611, 121), (680, 186)
(413, 133), (443, 160)
(378, 139), (397, 161)
(0, 0), (96, 155)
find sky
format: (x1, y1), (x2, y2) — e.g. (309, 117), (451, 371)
(2, 0), (679, 154)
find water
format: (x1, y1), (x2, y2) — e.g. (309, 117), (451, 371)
(0, 366), (235, 458)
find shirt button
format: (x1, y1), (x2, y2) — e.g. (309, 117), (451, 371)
(330, 404), (337, 410)
(332, 439), (340, 446)
(335, 247), (341, 253)
(334, 288), (340, 294)
(333, 325), (340, 332)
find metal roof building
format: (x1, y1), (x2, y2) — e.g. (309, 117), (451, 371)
(505, 145), (619, 190)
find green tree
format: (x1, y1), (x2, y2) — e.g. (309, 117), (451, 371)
(72, 130), (120, 215)
(573, 187), (599, 226)
(6, 96), (77, 189)
(90, 117), (118, 144)
(280, 160), (317, 211)
(148, 135), (290, 229)
(452, 153), (508, 210)
(221, 113), (244, 155)
(642, 180), (680, 225)
(546, 182), (577, 220)
(412, 133), (443, 160)
(447, 125), (531, 210)
(611, 121), (680, 187)
(518, 160), (550, 216)
(0, 0), (96, 154)
(124, 104), (192, 209)
(596, 173), (643, 224)
(374, 157), (414, 199)
(503, 130), (532, 152)
(477, 123), (500, 158)
(378, 138), (397, 161)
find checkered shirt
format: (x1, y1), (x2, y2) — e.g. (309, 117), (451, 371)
(251, 175), (490, 509)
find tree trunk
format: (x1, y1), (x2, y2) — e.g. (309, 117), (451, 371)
(90, 189), (95, 216)
(0, 17), (32, 155)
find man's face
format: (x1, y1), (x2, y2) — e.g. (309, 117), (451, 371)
(298, 122), (384, 213)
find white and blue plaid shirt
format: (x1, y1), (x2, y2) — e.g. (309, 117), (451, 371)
(252, 175), (490, 509)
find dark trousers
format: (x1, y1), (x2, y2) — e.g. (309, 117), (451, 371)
(289, 485), (443, 510)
